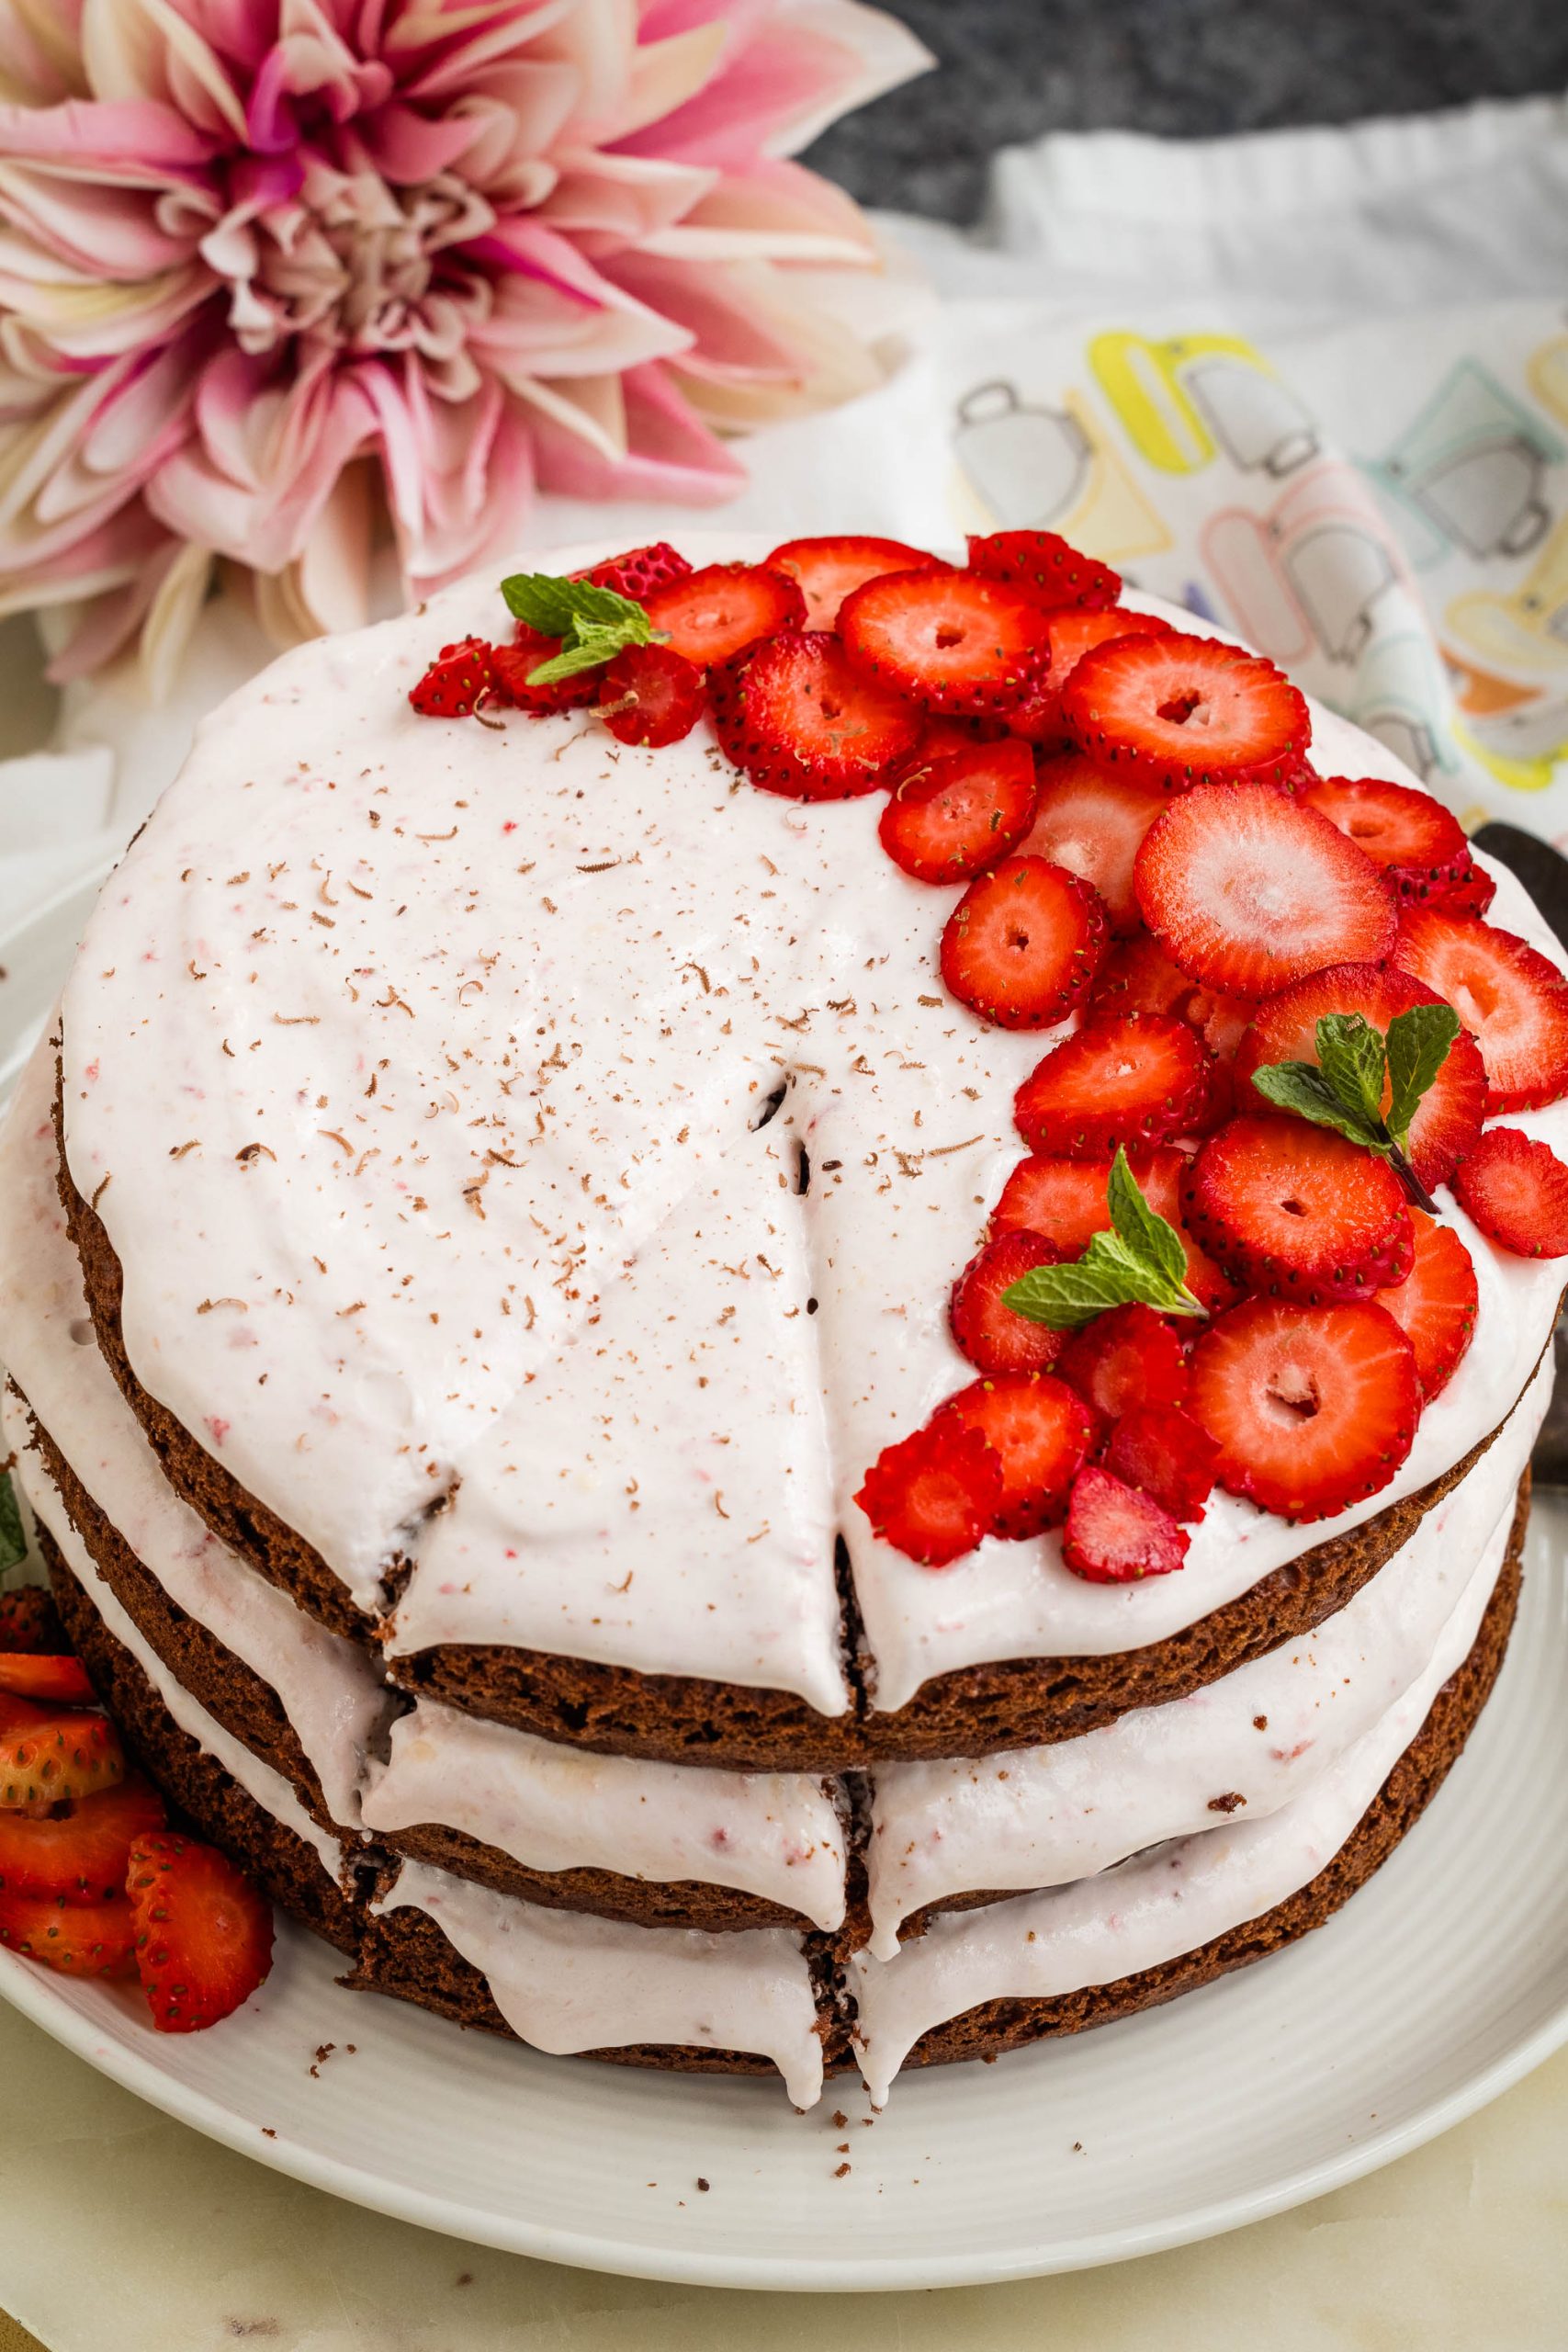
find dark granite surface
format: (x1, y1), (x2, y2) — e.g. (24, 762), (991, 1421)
(805, 0), (1568, 223)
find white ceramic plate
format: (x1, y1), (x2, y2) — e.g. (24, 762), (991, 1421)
(4, 878), (1568, 2291)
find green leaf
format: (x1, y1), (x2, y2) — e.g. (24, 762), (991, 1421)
(0, 1470), (26, 1575)
(500, 572), (649, 639)
(1106, 1144), (1188, 1288)
(1249, 1057), (1386, 1151)
(1385, 1002), (1461, 1148)
(1314, 1012), (1387, 1132)
(1002, 1150), (1206, 1329)
(525, 626), (638, 686)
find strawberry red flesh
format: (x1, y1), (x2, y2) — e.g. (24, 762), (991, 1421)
(765, 535), (937, 631)
(1019, 754), (1167, 933)
(1380, 1208), (1478, 1396)
(0, 1590), (65, 1654)
(854, 1418), (1003, 1567)
(949, 1230), (1067, 1376)
(1301, 774), (1470, 901)
(940, 1374), (1096, 1538)
(1013, 1012), (1213, 1159)
(712, 630), (920, 799)
(0, 1887), (137, 1977)
(642, 562), (806, 667)
(879, 740), (1039, 883)
(1056, 1302), (1190, 1424)
(1062, 1464), (1190, 1582)
(0, 1709), (123, 1808)
(1452, 1126), (1568, 1257)
(840, 568), (1050, 715)
(1103, 1404), (1219, 1521)
(596, 643), (705, 748)
(1184, 1115), (1414, 1302)
(990, 1147), (1236, 1314)
(1134, 782), (1396, 998)
(1438, 861), (1496, 920)
(408, 636), (493, 719)
(1007, 607), (1174, 749)
(1063, 631), (1307, 792)
(941, 856), (1108, 1029)
(966, 529), (1121, 613)
(0, 1655), (95, 1705)
(1393, 909), (1568, 1114)
(577, 541), (691, 601)
(0, 1770), (165, 1905)
(127, 1831), (276, 2032)
(491, 629), (598, 713)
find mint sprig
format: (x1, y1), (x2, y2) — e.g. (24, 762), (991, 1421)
(499, 571), (658, 684)
(0, 1470), (27, 1575)
(1001, 1147), (1207, 1330)
(1250, 1003), (1460, 1213)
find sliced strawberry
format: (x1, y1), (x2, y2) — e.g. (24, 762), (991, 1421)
(1235, 960), (1486, 1192)
(1103, 1404), (1219, 1521)
(940, 1374), (1095, 1538)
(1392, 909), (1568, 1114)
(0, 1887), (136, 1977)
(1134, 783), (1396, 998)
(854, 1418), (1003, 1567)
(1190, 1297), (1419, 1521)
(879, 741), (1039, 883)
(1301, 774), (1470, 902)
(765, 535), (937, 631)
(642, 562), (806, 667)
(1019, 754), (1167, 933)
(408, 636), (493, 719)
(0, 1590), (64, 1654)
(0, 1771), (165, 1905)
(949, 1230), (1067, 1376)
(1452, 1126), (1568, 1258)
(577, 541), (691, 602)
(1013, 1012), (1213, 1159)
(1007, 607), (1174, 749)
(1056, 1303), (1190, 1424)
(0, 1709), (123, 1808)
(1061, 1464), (1190, 1582)
(595, 643), (705, 748)
(840, 568), (1049, 716)
(991, 1147), (1236, 1313)
(1183, 1115), (1414, 1303)
(491, 629), (598, 714)
(1379, 1208), (1477, 1396)
(127, 1832), (276, 2032)
(0, 1656), (95, 1705)
(1089, 933), (1253, 1061)
(940, 856), (1107, 1030)
(1064, 632), (1307, 793)
(966, 529), (1121, 613)
(712, 630), (919, 800)
(1438, 861), (1496, 920)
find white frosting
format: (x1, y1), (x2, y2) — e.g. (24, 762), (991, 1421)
(6, 1397), (344, 1880)
(362, 1700), (847, 1930)
(849, 1490), (1513, 2103)
(54, 534), (1568, 1715)
(864, 1352), (1544, 1954)
(374, 1859), (825, 2107)
(0, 1042), (388, 1828)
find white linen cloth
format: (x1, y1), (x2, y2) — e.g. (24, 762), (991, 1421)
(7, 90), (1568, 933)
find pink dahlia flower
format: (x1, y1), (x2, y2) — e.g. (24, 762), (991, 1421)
(0, 0), (927, 680)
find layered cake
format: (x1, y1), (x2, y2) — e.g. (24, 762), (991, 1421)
(4, 528), (1567, 2105)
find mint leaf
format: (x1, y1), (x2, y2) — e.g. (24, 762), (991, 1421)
(1002, 1149), (1206, 1329)
(500, 573), (648, 639)
(1250, 1057), (1385, 1150)
(1315, 1012), (1387, 1132)
(0, 1470), (26, 1575)
(525, 627), (637, 686)
(1385, 1002), (1461, 1148)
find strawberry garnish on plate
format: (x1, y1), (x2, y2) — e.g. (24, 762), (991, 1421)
(1438, 860), (1496, 920)
(491, 629), (599, 713)
(949, 1230), (1067, 1376)
(879, 741), (1039, 883)
(1019, 755), (1167, 933)
(840, 568), (1050, 716)
(1055, 1302), (1190, 1423)
(940, 856), (1108, 1029)
(127, 1832), (276, 2033)
(1235, 962), (1486, 1193)
(991, 1147), (1236, 1313)
(854, 1418), (1003, 1567)
(1063, 631), (1308, 793)
(1089, 933), (1252, 1059)
(1061, 1464), (1190, 1582)
(1392, 909), (1568, 1114)
(940, 1374), (1096, 1538)
(0, 1704), (123, 1807)
(408, 636), (494, 719)
(0, 1654), (95, 1704)
(1188, 1296), (1419, 1521)
(577, 542), (692, 602)
(764, 535), (937, 631)
(1134, 782), (1396, 997)
(966, 529), (1121, 613)
(1380, 1208), (1478, 1396)
(0, 1770), (165, 1905)
(1183, 1115), (1414, 1303)
(0, 1589), (64, 1654)
(0, 1888), (137, 1978)
(712, 630), (920, 800)
(595, 644), (705, 747)
(642, 562), (806, 667)
(1007, 607), (1174, 749)
(1103, 1404), (1220, 1521)
(1452, 1127), (1568, 1258)
(1300, 774), (1471, 902)
(1013, 1012), (1213, 1159)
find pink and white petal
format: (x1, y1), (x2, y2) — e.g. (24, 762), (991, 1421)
(0, 159), (199, 275)
(0, 94), (216, 179)
(638, 154), (877, 261)
(0, 0), (91, 107)
(535, 147), (716, 246)
(530, 358), (743, 502)
(468, 256), (693, 379)
(604, 249), (802, 381)
(80, 0), (247, 141)
(398, 0), (578, 104)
